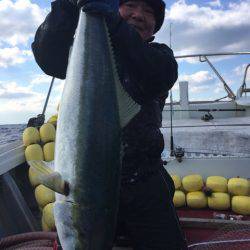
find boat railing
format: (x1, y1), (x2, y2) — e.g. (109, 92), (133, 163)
(237, 63), (250, 98)
(175, 51), (250, 102)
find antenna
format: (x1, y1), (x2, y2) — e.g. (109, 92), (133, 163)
(170, 90), (174, 156)
(169, 22), (174, 156)
(170, 22), (172, 49)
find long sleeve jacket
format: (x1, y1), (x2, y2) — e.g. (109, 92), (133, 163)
(32, 0), (178, 180)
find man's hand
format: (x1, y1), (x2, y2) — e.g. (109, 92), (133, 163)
(69, 0), (119, 13)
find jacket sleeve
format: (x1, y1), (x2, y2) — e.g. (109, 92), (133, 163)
(108, 17), (178, 99)
(32, 0), (79, 79)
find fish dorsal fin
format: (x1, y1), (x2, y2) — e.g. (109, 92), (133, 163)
(27, 160), (68, 195)
(104, 21), (141, 128)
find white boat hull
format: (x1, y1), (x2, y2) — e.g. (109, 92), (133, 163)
(164, 154), (250, 178)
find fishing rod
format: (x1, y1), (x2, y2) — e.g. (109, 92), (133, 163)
(165, 108), (246, 112)
(162, 123), (250, 129)
(42, 77), (55, 116)
(27, 77), (55, 127)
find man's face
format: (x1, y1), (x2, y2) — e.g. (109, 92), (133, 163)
(119, 1), (156, 41)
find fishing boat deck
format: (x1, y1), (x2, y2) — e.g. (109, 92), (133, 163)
(161, 116), (250, 156)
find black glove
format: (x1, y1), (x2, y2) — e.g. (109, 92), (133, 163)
(69, 0), (119, 13)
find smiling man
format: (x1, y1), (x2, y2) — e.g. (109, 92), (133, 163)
(32, 0), (187, 249)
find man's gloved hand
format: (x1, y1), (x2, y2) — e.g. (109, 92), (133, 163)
(69, 0), (119, 13)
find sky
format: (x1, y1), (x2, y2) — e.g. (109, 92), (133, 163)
(0, 0), (249, 124)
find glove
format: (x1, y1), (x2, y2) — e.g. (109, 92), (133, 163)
(69, 0), (119, 13)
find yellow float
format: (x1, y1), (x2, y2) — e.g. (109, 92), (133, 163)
(208, 192), (230, 210)
(42, 202), (55, 230)
(39, 123), (56, 143)
(173, 191), (186, 207)
(25, 144), (44, 161)
(186, 191), (207, 209)
(35, 184), (55, 208)
(43, 142), (55, 162)
(206, 176), (227, 193)
(182, 174), (203, 192)
(228, 178), (249, 196)
(28, 167), (41, 187)
(22, 127), (40, 146)
(41, 217), (50, 231)
(171, 175), (182, 190)
(231, 196), (250, 215)
(47, 114), (58, 127)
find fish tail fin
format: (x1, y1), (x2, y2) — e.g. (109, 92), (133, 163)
(27, 160), (69, 195)
(104, 20), (141, 128)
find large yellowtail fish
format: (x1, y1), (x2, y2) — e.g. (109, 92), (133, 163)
(28, 6), (140, 250)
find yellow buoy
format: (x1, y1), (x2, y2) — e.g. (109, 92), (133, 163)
(232, 196), (250, 215)
(173, 190), (186, 207)
(228, 178), (248, 196)
(171, 175), (182, 190)
(40, 123), (56, 143)
(35, 184), (55, 208)
(206, 176), (227, 193)
(43, 203), (55, 230)
(41, 217), (50, 231)
(28, 167), (41, 187)
(25, 144), (44, 161)
(43, 142), (55, 162)
(182, 174), (203, 192)
(208, 192), (230, 210)
(47, 114), (58, 126)
(23, 127), (40, 146)
(186, 191), (207, 209)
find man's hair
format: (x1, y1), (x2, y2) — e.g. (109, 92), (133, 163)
(119, 0), (165, 33)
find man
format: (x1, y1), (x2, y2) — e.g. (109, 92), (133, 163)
(32, 0), (187, 249)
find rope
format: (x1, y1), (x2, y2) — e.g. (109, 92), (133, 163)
(0, 232), (57, 249)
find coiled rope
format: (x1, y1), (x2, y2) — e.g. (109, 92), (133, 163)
(0, 231), (58, 250)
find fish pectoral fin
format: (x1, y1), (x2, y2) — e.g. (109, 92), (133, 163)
(116, 78), (141, 128)
(104, 22), (141, 128)
(27, 160), (69, 195)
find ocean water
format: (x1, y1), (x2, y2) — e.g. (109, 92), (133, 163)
(0, 124), (26, 146)
(0, 123), (170, 158)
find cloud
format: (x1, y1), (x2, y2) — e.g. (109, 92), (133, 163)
(173, 70), (234, 101)
(0, 81), (35, 99)
(208, 0), (221, 8)
(30, 74), (52, 85)
(179, 71), (215, 85)
(156, 0), (250, 56)
(0, 47), (32, 67)
(0, 0), (47, 46)
(0, 81), (46, 115)
(234, 64), (250, 82)
(54, 79), (65, 93)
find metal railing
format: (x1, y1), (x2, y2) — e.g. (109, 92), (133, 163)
(175, 51), (250, 101)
